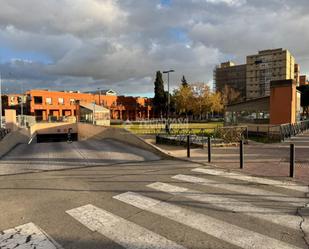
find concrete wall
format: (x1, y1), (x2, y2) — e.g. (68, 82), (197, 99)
(0, 122), (168, 158)
(5, 109), (18, 131)
(0, 128), (30, 158)
(30, 122), (78, 135)
(77, 123), (169, 158)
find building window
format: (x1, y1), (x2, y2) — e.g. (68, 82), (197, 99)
(58, 98), (64, 105)
(34, 96), (43, 104)
(46, 97), (52, 105)
(70, 99), (75, 105)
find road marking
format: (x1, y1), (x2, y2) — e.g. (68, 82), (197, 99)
(66, 204), (186, 249)
(0, 222), (62, 249)
(192, 168), (308, 193)
(172, 174), (306, 206)
(147, 182), (303, 231)
(114, 192), (302, 249)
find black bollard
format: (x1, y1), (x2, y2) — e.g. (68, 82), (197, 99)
(208, 137), (211, 163)
(187, 135), (190, 158)
(290, 144), (295, 177)
(240, 140), (244, 169)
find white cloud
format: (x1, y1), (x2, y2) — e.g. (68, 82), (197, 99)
(0, 0), (127, 36)
(0, 0), (309, 95)
(205, 0), (246, 7)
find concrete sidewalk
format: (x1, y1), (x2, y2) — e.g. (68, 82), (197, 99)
(148, 132), (309, 184)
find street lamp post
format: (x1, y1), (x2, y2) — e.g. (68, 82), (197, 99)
(163, 69), (175, 132)
(97, 87), (101, 106)
(20, 82), (24, 127)
(93, 102), (96, 125)
(0, 73), (2, 128)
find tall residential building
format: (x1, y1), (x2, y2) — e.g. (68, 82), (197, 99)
(213, 61), (247, 101)
(300, 75), (308, 86)
(214, 48), (299, 101)
(294, 63), (300, 85)
(246, 48), (296, 99)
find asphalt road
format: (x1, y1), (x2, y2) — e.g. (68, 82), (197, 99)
(1, 139), (309, 249)
(0, 139), (160, 176)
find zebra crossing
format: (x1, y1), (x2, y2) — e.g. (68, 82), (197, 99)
(172, 174), (306, 206)
(66, 204), (186, 249)
(191, 168), (309, 193)
(147, 182), (303, 231)
(1, 166), (308, 249)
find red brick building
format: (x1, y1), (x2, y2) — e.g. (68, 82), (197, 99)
(25, 89), (153, 121)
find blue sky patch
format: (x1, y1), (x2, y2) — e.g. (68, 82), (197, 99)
(168, 27), (190, 43)
(0, 46), (52, 64)
(160, 0), (171, 6)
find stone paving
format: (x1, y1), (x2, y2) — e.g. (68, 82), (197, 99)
(151, 131), (309, 184)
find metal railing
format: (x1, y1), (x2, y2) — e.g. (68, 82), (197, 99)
(214, 126), (248, 143)
(156, 128), (213, 147)
(280, 120), (309, 141)
(0, 128), (10, 141)
(156, 120), (309, 146)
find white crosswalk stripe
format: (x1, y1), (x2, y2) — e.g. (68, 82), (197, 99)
(147, 182), (304, 231)
(66, 204), (186, 249)
(0, 222), (62, 249)
(192, 168), (309, 193)
(113, 191), (302, 249)
(172, 174), (306, 206)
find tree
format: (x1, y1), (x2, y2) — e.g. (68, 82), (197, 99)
(221, 85), (241, 106)
(181, 75), (189, 88)
(174, 85), (194, 117)
(153, 71), (166, 117)
(209, 91), (224, 114)
(191, 83), (211, 119)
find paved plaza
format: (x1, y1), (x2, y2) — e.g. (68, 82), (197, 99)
(152, 131), (309, 184)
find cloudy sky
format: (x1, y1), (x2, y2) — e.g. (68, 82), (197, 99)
(0, 0), (309, 97)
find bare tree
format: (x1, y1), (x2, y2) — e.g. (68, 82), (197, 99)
(191, 83), (211, 120)
(221, 85), (241, 106)
(209, 91), (224, 115)
(174, 85), (194, 118)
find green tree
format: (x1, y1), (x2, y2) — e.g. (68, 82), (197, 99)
(153, 71), (166, 117)
(181, 75), (189, 88)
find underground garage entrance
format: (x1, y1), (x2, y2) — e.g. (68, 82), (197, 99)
(36, 131), (78, 143)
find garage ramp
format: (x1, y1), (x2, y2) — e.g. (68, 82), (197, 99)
(0, 138), (160, 175)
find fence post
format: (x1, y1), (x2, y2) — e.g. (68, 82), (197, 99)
(207, 136), (211, 163)
(290, 143), (295, 178)
(187, 135), (190, 158)
(240, 139), (244, 169)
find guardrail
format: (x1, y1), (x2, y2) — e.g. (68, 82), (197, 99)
(156, 127), (246, 147)
(156, 128), (214, 147)
(156, 120), (309, 146)
(0, 128), (11, 141)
